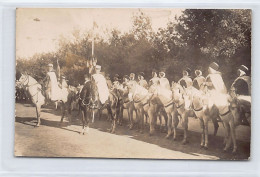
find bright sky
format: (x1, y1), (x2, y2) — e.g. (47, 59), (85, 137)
(16, 8), (183, 59)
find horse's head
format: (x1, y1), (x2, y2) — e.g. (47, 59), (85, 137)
(171, 82), (184, 103)
(18, 73), (29, 87)
(126, 80), (137, 94)
(89, 81), (101, 109)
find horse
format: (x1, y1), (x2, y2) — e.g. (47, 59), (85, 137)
(200, 84), (241, 153)
(78, 80), (118, 134)
(147, 84), (169, 136)
(78, 80), (97, 135)
(18, 73), (72, 127)
(116, 85), (136, 129)
(170, 82), (195, 144)
(228, 93), (251, 153)
(127, 81), (156, 134)
(190, 86), (219, 149)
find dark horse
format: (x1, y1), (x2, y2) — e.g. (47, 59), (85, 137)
(78, 80), (119, 134)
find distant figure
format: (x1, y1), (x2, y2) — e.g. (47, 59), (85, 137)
(230, 65), (251, 125)
(193, 69), (205, 90)
(159, 70), (170, 90)
(138, 72), (148, 89)
(149, 70), (160, 86)
(178, 68), (193, 89)
(60, 75), (69, 97)
(122, 75), (130, 89)
(105, 74), (113, 89)
(113, 74), (120, 83)
(231, 65), (251, 97)
(129, 73), (138, 85)
(60, 76), (68, 89)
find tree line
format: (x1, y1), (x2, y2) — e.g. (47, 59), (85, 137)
(16, 9), (251, 88)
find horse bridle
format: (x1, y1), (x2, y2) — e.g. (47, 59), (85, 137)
(20, 75), (39, 88)
(19, 75), (30, 87)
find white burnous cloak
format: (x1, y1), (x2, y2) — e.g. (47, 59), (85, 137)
(47, 71), (62, 101)
(206, 73), (229, 114)
(92, 73), (109, 104)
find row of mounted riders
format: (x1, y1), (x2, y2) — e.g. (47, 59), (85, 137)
(16, 75), (250, 154)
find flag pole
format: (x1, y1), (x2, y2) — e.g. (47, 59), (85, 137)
(92, 21), (95, 57)
(92, 37), (94, 57)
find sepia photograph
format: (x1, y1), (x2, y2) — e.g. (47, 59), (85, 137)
(15, 8), (251, 160)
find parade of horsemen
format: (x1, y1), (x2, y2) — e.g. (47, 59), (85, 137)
(14, 9), (252, 159)
(16, 57), (251, 155)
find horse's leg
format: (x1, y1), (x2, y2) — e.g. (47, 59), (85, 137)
(129, 104), (134, 130)
(55, 102), (58, 110)
(85, 108), (90, 134)
(135, 108), (140, 131)
(230, 117), (237, 153)
(111, 110), (116, 134)
(172, 108), (179, 141)
(199, 118), (205, 148)
(107, 106), (112, 122)
(148, 105), (156, 136)
(161, 109), (168, 133)
(157, 112), (161, 130)
(212, 116), (219, 136)
(77, 102), (81, 116)
(60, 102), (66, 124)
(182, 111), (189, 145)
(67, 101), (72, 123)
(127, 108), (130, 127)
(223, 121), (231, 151)
(165, 111), (172, 139)
(119, 105), (123, 126)
(139, 108), (145, 134)
(35, 104), (41, 127)
(204, 116), (209, 149)
(81, 108), (86, 135)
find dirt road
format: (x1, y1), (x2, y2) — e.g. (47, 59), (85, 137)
(15, 103), (250, 160)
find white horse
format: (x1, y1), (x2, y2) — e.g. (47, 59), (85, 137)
(201, 84), (241, 153)
(127, 81), (154, 133)
(18, 73), (71, 127)
(190, 86), (219, 149)
(171, 82), (195, 144)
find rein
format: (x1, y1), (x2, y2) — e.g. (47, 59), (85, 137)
(164, 101), (174, 108)
(219, 109), (231, 117)
(19, 75), (43, 103)
(176, 102), (184, 109)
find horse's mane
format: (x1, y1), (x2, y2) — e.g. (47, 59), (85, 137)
(28, 75), (38, 83)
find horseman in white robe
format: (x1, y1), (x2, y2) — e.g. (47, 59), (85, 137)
(45, 63), (61, 101)
(193, 70), (206, 90)
(159, 70), (170, 90)
(204, 62), (228, 114)
(122, 75), (130, 89)
(178, 68), (193, 90)
(178, 68), (193, 109)
(92, 65), (109, 104)
(138, 72), (148, 89)
(149, 70), (160, 87)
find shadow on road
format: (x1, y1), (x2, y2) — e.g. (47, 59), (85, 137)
(15, 116), (81, 134)
(15, 105), (250, 160)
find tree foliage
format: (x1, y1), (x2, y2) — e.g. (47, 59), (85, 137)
(17, 9), (251, 88)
